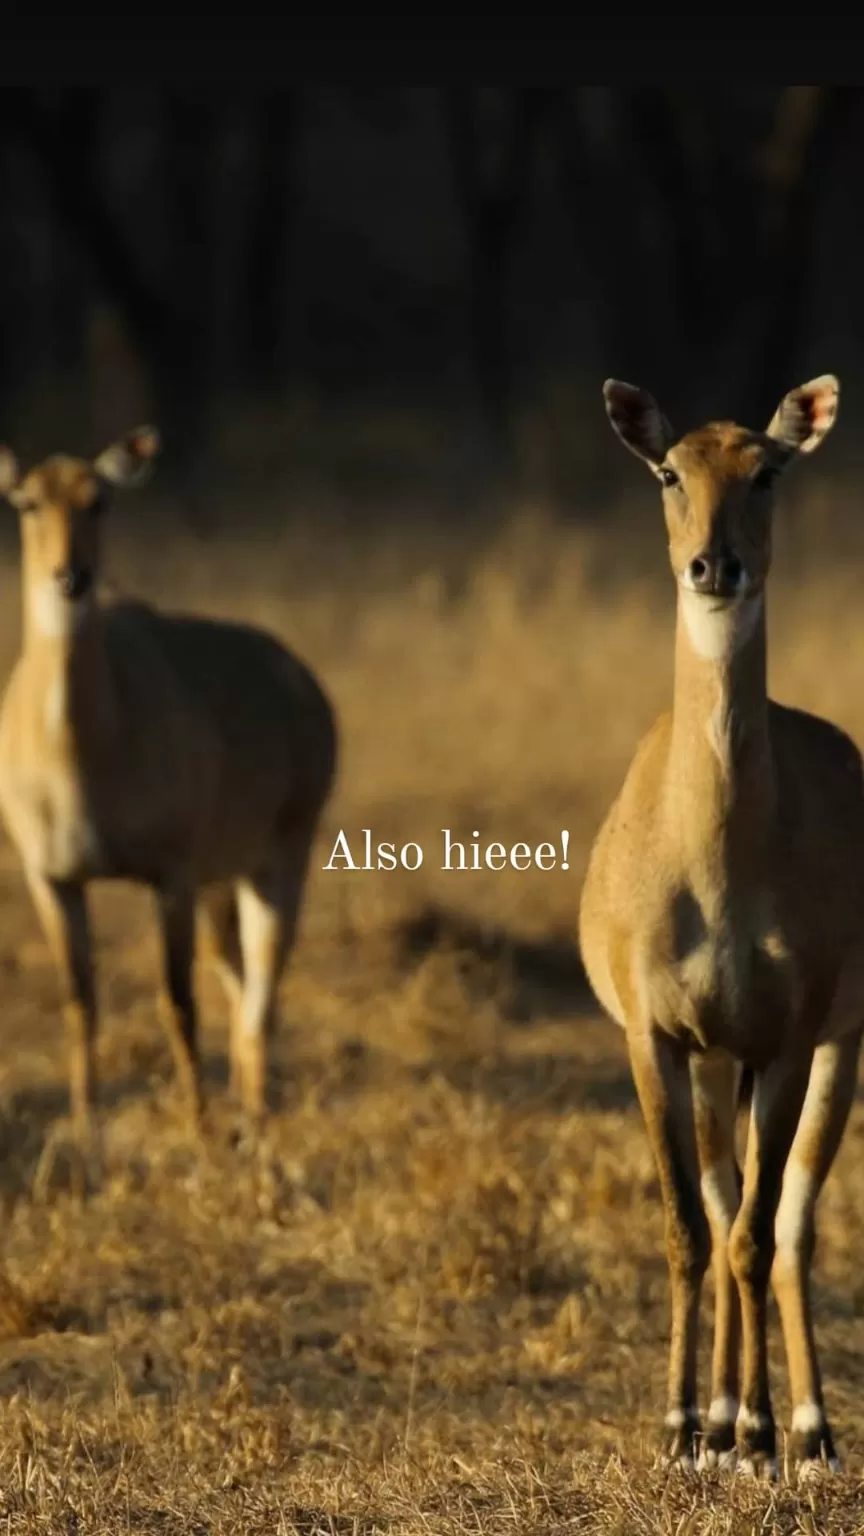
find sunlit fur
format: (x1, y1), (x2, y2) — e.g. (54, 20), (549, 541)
(580, 374), (864, 1481)
(0, 430), (337, 1130)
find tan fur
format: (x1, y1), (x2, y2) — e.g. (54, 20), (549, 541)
(0, 431), (337, 1127)
(579, 375), (864, 1480)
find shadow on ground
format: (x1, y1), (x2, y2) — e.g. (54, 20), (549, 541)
(428, 1051), (637, 1114)
(393, 902), (595, 1023)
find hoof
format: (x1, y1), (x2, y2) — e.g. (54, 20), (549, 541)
(736, 1406), (776, 1481)
(696, 1443), (737, 1473)
(660, 1449), (697, 1474)
(168, 1069), (205, 1135)
(791, 1410), (839, 1482)
(32, 1116), (105, 1202)
(697, 1402), (738, 1473)
(226, 1112), (266, 1158)
(185, 1096), (208, 1140)
(736, 1453), (778, 1482)
(797, 1455), (841, 1483)
(661, 1409), (700, 1469)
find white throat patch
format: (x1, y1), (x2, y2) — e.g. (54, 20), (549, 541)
(679, 588), (763, 662)
(30, 581), (91, 640)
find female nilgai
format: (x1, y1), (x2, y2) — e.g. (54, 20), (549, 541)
(579, 376), (864, 1481)
(0, 428), (336, 1128)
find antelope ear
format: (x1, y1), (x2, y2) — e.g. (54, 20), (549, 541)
(0, 446), (20, 498)
(765, 375), (839, 457)
(94, 425), (161, 488)
(603, 379), (673, 467)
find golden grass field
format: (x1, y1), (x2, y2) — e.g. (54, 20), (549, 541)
(0, 469), (863, 1533)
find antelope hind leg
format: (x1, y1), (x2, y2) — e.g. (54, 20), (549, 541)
(156, 883), (202, 1128)
(772, 1029), (862, 1481)
(231, 825), (315, 1120)
(691, 1051), (742, 1471)
(25, 870), (98, 1140)
(628, 1025), (711, 1467)
(729, 1054), (812, 1481)
(200, 884), (244, 1098)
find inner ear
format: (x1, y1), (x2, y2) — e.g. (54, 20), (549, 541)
(94, 424), (161, 489)
(765, 375), (840, 457)
(603, 380), (673, 467)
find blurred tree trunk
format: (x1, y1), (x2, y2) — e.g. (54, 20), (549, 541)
(161, 91), (219, 495)
(734, 87), (854, 425)
(0, 128), (31, 419)
(444, 88), (549, 471)
(49, 215), (87, 376)
(557, 89), (723, 421)
(239, 90), (298, 392)
(558, 87), (851, 429)
(555, 90), (662, 395)
(619, 92), (714, 387)
(15, 89), (220, 509)
(16, 91), (175, 441)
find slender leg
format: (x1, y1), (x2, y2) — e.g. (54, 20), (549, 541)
(232, 823), (314, 1119)
(155, 883), (202, 1126)
(629, 1026), (711, 1465)
(24, 870), (96, 1135)
(728, 1052), (812, 1478)
(772, 1029), (862, 1479)
(691, 1052), (742, 1470)
(200, 884), (244, 1096)
(232, 875), (285, 1119)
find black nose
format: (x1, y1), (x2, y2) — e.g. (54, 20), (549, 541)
(687, 552), (743, 597)
(54, 565), (93, 601)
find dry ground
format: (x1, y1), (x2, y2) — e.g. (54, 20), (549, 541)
(0, 483), (862, 1532)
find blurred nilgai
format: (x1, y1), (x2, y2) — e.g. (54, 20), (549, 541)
(0, 428), (336, 1130)
(579, 374), (864, 1482)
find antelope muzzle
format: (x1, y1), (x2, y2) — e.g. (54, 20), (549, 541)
(686, 551), (746, 600)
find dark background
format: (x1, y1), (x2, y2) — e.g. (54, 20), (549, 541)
(0, 85), (860, 534)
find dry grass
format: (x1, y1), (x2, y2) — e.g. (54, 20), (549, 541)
(0, 479), (862, 1532)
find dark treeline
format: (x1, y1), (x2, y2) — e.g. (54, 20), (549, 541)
(0, 86), (861, 507)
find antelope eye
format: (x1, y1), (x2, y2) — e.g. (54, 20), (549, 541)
(659, 466), (680, 489)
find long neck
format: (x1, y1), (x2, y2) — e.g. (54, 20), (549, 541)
(20, 571), (113, 742)
(668, 588), (774, 871)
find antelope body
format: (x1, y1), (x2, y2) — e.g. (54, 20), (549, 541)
(0, 430), (336, 1126)
(579, 376), (864, 1480)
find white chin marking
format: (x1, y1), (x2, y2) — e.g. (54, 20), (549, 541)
(680, 587), (762, 662)
(31, 582), (90, 639)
